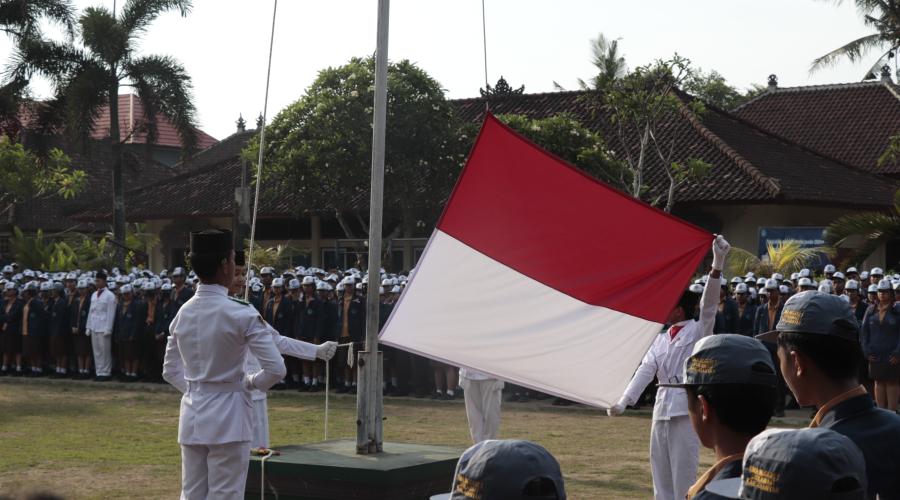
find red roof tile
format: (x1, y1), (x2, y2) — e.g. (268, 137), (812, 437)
(94, 94), (217, 150)
(732, 82), (900, 176)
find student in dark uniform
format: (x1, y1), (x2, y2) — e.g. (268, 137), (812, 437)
(753, 279), (787, 416)
(336, 276), (366, 394)
(0, 283), (24, 376)
(379, 287), (396, 395)
(718, 282), (740, 333)
(762, 291), (900, 499)
(48, 283), (70, 379)
(21, 283), (47, 377)
(658, 334), (777, 500)
(154, 283), (174, 384)
(264, 278), (294, 391)
(860, 279), (900, 412)
(113, 285), (142, 383)
(138, 282), (161, 383)
(734, 283), (757, 337)
(170, 268), (194, 315)
(296, 276), (324, 392)
(70, 280), (93, 379)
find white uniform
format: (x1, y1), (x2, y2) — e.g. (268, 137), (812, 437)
(622, 275), (720, 500)
(85, 287), (116, 376)
(245, 324), (318, 449)
(459, 368), (504, 444)
(163, 284), (293, 500)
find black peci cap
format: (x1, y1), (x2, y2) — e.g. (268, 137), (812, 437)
(234, 250), (246, 267)
(189, 230), (233, 255)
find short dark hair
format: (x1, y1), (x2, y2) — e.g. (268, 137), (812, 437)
(189, 252), (230, 280)
(677, 290), (701, 315)
(776, 331), (861, 382)
(686, 362), (777, 435)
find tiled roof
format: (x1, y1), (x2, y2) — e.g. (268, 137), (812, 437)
(732, 81), (900, 176)
(453, 89), (896, 209)
(94, 94), (218, 150)
(3, 136), (176, 233)
(171, 128), (259, 171)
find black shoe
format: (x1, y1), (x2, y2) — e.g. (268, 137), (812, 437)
(0, 369), (8, 377)
(77, 373), (90, 380)
(10, 370), (23, 377)
(336, 385), (350, 394)
(440, 393), (454, 401)
(390, 390), (409, 397)
(49, 373), (65, 379)
(348, 385), (357, 395)
(285, 380), (299, 390)
(126, 376), (138, 383)
(94, 376), (111, 382)
(297, 383), (309, 393)
(518, 395), (530, 403)
(156, 378), (167, 384)
(785, 398), (800, 410)
(414, 390), (428, 399)
(505, 393), (521, 403)
(272, 383), (286, 391)
(308, 384), (319, 393)
(773, 409), (785, 418)
(384, 383), (396, 394)
(626, 404), (642, 410)
(559, 399), (572, 407)
(552, 397), (562, 406)
(535, 392), (550, 401)
(430, 391), (441, 400)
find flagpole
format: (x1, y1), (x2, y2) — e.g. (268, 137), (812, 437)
(358, 0), (389, 455)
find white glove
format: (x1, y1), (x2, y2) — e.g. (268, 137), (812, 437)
(103, 330), (112, 337)
(711, 234), (730, 271)
(316, 341), (338, 361)
(607, 395), (631, 417)
(85, 329), (92, 337)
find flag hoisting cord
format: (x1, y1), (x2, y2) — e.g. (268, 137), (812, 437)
(482, 0), (489, 112)
(244, 0), (278, 301)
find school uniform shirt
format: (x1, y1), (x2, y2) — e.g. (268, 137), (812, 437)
(321, 299), (339, 341)
(811, 386), (900, 499)
(162, 283), (288, 445)
(623, 275), (722, 420)
(85, 287), (116, 334)
(378, 301), (393, 333)
(753, 301), (783, 355)
(264, 294), (294, 339)
(113, 299), (142, 342)
(22, 298), (47, 337)
(249, 293), (263, 315)
(860, 304), (900, 362)
(295, 295), (324, 341)
(720, 296), (740, 333)
(170, 285), (194, 314)
(70, 293), (91, 333)
(0, 297), (23, 336)
(712, 310), (726, 335)
(155, 298), (174, 338)
(849, 299), (868, 327)
(337, 293), (367, 340)
(48, 296), (70, 336)
(737, 302), (757, 337)
(139, 296), (158, 327)
(688, 455), (743, 500)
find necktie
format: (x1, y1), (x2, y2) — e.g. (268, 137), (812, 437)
(669, 325), (684, 340)
(97, 289), (103, 298)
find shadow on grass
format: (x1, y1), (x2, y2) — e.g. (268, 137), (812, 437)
(565, 476), (654, 494)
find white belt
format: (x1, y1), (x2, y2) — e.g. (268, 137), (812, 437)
(186, 381), (246, 393)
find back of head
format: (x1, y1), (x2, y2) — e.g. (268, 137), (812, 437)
(450, 440), (566, 500)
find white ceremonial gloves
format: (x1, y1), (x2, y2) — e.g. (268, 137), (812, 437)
(85, 329), (92, 337)
(103, 330), (112, 337)
(711, 234), (731, 272)
(316, 341), (338, 361)
(607, 395), (631, 417)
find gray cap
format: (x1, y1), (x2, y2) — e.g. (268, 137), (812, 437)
(659, 334), (775, 389)
(705, 428), (866, 499)
(450, 440), (566, 500)
(755, 291), (859, 343)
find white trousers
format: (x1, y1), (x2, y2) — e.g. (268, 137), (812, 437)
(90, 333), (112, 376)
(463, 379), (503, 444)
(250, 398), (269, 449)
(180, 441), (251, 500)
(649, 416), (700, 500)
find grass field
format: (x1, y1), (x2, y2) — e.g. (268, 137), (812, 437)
(0, 380), (799, 499)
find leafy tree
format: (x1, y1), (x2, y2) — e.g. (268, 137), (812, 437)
(824, 188), (900, 266)
(682, 68), (765, 110)
(589, 54), (713, 213)
(244, 56), (468, 247)
(810, 0), (900, 79)
(0, 139), (85, 213)
(727, 240), (836, 276)
(5, 0), (200, 268)
(242, 239), (309, 274)
(554, 32), (627, 91)
(495, 113), (630, 192)
(0, 0), (76, 40)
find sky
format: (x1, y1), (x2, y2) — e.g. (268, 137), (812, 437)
(0, 0), (883, 141)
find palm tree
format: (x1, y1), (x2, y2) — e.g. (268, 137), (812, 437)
(824, 188), (900, 266)
(0, 0), (76, 40)
(554, 32), (628, 91)
(5, 0), (199, 268)
(810, 0), (900, 79)
(726, 240), (836, 277)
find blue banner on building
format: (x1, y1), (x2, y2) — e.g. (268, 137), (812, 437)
(758, 227), (830, 269)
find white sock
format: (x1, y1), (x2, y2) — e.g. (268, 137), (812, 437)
(1, 366), (6, 371)
(311, 379), (317, 386)
(391, 377), (398, 386)
(352, 382), (357, 387)
(447, 390), (454, 396)
(16, 366), (22, 372)
(345, 382), (351, 387)
(81, 369), (87, 374)
(292, 374), (300, 382)
(318, 376), (324, 383)
(382, 382), (386, 389)
(57, 367), (62, 373)
(32, 367), (38, 372)
(303, 376), (310, 385)
(60, 368), (66, 374)
(436, 390), (443, 395)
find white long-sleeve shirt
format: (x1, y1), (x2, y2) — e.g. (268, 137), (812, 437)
(245, 321), (318, 401)
(162, 283), (288, 445)
(623, 275), (721, 421)
(85, 287), (116, 333)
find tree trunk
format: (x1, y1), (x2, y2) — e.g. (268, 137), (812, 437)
(109, 81), (126, 269)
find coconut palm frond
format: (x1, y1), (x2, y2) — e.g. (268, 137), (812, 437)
(726, 247), (762, 276)
(809, 33), (885, 74)
(846, 230), (900, 267)
(824, 211), (900, 247)
(767, 242), (836, 274)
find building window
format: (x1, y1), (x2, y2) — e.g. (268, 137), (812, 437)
(255, 218), (312, 240)
(0, 238), (9, 255)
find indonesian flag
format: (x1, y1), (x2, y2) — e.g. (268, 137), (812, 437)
(379, 113), (713, 407)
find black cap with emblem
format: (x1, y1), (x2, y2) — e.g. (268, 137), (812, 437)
(234, 250), (245, 267)
(189, 230), (233, 257)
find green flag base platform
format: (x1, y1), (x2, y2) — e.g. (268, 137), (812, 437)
(245, 438), (466, 500)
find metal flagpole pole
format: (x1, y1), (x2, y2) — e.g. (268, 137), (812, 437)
(358, 0), (389, 455)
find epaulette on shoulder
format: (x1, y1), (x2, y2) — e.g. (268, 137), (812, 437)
(230, 297), (251, 306)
